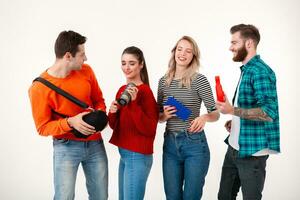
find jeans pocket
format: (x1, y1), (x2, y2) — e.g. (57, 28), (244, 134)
(163, 131), (170, 138)
(253, 155), (269, 170)
(163, 133), (173, 150)
(92, 139), (104, 146)
(53, 138), (69, 145)
(186, 131), (205, 143)
(144, 155), (153, 170)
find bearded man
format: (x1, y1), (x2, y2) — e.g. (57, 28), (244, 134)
(216, 24), (280, 200)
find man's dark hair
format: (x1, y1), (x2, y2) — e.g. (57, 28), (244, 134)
(230, 24), (260, 47)
(54, 30), (86, 58)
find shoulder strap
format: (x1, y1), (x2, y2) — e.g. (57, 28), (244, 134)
(33, 77), (89, 109)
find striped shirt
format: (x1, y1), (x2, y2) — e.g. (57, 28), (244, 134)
(157, 73), (216, 132)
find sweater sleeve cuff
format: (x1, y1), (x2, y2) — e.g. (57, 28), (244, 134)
(108, 112), (117, 118)
(61, 118), (73, 132)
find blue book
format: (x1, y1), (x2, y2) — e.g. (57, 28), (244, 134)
(164, 96), (192, 121)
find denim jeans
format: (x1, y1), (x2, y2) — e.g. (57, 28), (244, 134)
(118, 147), (153, 200)
(163, 130), (210, 200)
(218, 145), (269, 200)
(53, 138), (108, 200)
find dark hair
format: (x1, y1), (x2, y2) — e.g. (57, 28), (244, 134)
(230, 24), (260, 47)
(122, 46), (150, 85)
(54, 30), (86, 58)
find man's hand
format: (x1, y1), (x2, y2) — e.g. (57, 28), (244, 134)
(67, 112), (96, 136)
(224, 120), (232, 133)
(216, 95), (234, 115)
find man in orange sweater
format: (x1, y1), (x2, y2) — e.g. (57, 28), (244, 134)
(29, 30), (108, 200)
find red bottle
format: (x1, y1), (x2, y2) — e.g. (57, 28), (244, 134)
(215, 76), (225, 102)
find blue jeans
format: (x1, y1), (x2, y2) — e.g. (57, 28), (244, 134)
(163, 130), (210, 200)
(218, 145), (268, 200)
(53, 139), (108, 200)
(118, 147), (153, 200)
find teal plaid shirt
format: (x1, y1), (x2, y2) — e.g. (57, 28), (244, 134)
(228, 55), (280, 157)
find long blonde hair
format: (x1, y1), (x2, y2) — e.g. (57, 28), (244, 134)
(165, 36), (200, 88)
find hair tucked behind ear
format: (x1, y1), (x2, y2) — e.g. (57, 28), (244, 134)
(122, 46), (150, 86)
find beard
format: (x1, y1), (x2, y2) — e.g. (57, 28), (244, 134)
(232, 45), (248, 62)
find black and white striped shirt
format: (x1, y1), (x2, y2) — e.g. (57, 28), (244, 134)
(157, 73), (216, 132)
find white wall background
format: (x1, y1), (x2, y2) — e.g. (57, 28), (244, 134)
(0, 0), (299, 199)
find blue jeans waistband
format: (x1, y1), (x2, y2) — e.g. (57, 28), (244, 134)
(165, 129), (205, 136)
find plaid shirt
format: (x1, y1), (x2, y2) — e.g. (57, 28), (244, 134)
(227, 55), (280, 157)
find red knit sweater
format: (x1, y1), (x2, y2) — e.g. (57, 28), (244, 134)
(108, 84), (159, 154)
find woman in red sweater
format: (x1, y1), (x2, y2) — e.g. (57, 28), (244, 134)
(108, 46), (159, 200)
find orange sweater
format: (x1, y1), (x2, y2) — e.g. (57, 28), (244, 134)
(29, 64), (106, 141)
